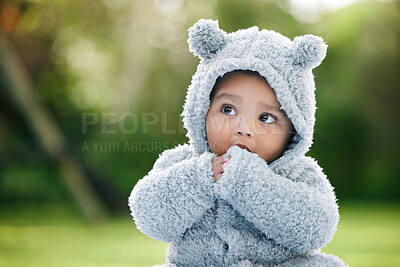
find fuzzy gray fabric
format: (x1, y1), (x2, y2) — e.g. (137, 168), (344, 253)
(129, 19), (347, 266)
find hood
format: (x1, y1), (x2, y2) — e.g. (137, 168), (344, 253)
(181, 19), (327, 169)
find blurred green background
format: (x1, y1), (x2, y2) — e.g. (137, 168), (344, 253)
(0, 0), (399, 266)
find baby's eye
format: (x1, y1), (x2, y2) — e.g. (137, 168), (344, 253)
(222, 105), (237, 116)
(259, 114), (276, 123)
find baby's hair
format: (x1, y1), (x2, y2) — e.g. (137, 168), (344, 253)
(209, 70), (269, 101)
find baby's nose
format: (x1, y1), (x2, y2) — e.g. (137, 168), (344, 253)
(237, 129), (251, 137)
(235, 117), (252, 137)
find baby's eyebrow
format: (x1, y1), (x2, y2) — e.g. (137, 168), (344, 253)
(215, 92), (242, 102)
(259, 102), (284, 113)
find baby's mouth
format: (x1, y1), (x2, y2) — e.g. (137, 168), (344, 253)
(235, 144), (251, 152)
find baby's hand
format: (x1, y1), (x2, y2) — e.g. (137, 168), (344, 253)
(212, 154), (230, 182)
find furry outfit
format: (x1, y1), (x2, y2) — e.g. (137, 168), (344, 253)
(129, 19), (347, 266)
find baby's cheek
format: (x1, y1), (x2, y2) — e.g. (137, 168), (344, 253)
(259, 136), (288, 163)
(211, 137), (229, 155)
(206, 114), (232, 155)
(209, 132), (230, 155)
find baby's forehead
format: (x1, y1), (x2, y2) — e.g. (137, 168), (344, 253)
(218, 70), (269, 86)
(214, 72), (276, 98)
(210, 70), (270, 99)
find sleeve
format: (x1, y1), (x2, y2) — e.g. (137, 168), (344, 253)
(128, 144), (216, 243)
(213, 145), (339, 253)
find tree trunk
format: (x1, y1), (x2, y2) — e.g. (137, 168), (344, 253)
(0, 33), (107, 224)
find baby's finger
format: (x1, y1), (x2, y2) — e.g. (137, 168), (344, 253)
(213, 156), (224, 164)
(222, 161), (228, 169)
(214, 163), (224, 174)
(214, 172), (222, 182)
(223, 153), (231, 160)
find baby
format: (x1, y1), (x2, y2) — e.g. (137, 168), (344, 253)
(129, 19), (347, 266)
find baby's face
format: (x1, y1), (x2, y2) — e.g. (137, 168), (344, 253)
(206, 73), (295, 164)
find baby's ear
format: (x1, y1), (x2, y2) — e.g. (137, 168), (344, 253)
(188, 19), (227, 60)
(292, 34), (327, 69)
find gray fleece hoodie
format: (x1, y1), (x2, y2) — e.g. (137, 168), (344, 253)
(129, 19), (347, 267)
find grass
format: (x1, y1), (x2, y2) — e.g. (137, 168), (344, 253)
(323, 202), (400, 266)
(0, 202), (399, 267)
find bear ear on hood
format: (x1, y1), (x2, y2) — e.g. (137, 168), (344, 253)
(292, 34), (327, 69)
(188, 19), (227, 60)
